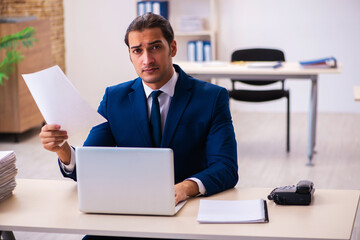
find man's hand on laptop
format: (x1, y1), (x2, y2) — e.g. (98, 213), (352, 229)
(39, 124), (71, 165)
(174, 180), (200, 205)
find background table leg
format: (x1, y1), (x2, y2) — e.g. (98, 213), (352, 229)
(307, 75), (318, 166)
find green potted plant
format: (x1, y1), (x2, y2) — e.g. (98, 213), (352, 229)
(0, 26), (37, 86)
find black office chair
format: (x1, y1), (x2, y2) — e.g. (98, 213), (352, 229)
(229, 48), (290, 152)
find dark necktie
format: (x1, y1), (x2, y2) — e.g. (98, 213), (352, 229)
(150, 90), (162, 147)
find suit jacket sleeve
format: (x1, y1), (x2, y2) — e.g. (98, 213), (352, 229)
(190, 87), (238, 196)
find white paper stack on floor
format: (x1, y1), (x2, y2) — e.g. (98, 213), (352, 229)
(0, 151), (17, 202)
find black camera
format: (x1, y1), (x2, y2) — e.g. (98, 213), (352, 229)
(267, 180), (315, 205)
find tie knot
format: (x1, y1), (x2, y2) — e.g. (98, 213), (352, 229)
(152, 90), (162, 99)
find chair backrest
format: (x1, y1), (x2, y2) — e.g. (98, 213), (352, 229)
(231, 48), (285, 86)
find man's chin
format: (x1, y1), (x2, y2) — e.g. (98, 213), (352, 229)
(141, 77), (161, 84)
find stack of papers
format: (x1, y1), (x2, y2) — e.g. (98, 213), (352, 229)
(299, 57), (337, 68)
(247, 61), (282, 69)
(0, 151), (17, 202)
(178, 16), (204, 32)
(197, 199), (269, 224)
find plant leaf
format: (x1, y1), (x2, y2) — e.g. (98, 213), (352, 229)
(0, 26), (37, 87)
(0, 72), (9, 85)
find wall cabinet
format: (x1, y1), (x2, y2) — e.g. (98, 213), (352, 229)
(0, 19), (52, 139)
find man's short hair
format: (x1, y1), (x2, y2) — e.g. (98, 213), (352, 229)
(124, 12), (174, 48)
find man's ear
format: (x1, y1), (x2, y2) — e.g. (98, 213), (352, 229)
(170, 40), (177, 57)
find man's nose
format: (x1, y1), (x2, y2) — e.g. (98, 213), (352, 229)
(142, 50), (154, 65)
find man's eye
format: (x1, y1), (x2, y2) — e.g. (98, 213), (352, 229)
(152, 45), (161, 50)
(133, 49), (141, 54)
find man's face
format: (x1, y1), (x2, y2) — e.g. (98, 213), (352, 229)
(128, 28), (177, 90)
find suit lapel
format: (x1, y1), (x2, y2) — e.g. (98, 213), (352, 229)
(162, 69), (192, 147)
(129, 78), (153, 146)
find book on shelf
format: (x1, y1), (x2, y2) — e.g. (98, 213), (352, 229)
(137, 1), (168, 19)
(0, 16), (37, 23)
(197, 199), (269, 224)
(187, 40), (212, 62)
(299, 56), (337, 68)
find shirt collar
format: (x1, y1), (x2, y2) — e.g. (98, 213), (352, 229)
(142, 67), (178, 99)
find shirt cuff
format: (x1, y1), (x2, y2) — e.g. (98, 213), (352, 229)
(187, 177), (207, 196)
(60, 147), (76, 173)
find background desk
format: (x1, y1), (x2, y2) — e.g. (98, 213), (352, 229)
(176, 61), (341, 164)
(0, 179), (358, 240)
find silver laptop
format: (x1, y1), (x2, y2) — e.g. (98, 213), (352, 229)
(75, 146), (186, 216)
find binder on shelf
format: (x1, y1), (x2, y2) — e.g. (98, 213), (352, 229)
(203, 41), (211, 62)
(152, 1), (168, 19)
(196, 40), (204, 62)
(137, 1), (169, 20)
(187, 40), (212, 62)
(299, 56), (337, 68)
(145, 1), (152, 13)
(137, 2), (146, 16)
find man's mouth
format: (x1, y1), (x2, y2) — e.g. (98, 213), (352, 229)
(142, 66), (159, 73)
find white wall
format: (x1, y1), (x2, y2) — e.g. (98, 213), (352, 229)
(217, 0), (360, 113)
(64, 0), (360, 113)
(64, 0), (137, 108)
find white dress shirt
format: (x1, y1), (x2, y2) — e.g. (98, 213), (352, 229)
(61, 68), (206, 195)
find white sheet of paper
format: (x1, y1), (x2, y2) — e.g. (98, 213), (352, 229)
(247, 61), (281, 68)
(0, 151), (16, 166)
(22, 65), (106, 136)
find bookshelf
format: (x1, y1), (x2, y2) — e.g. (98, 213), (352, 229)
(135, 0), (218, 62)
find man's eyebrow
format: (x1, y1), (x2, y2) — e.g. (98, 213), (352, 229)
(130, 40), (162, 49)
(130, 44), (141, 49)
(148, 40), (162, 45)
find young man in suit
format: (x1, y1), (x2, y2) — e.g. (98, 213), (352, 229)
(40, 12), (238, 209)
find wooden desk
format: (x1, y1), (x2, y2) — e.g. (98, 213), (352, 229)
(0, 179), (358, 240)
(176, 61), (341, 164)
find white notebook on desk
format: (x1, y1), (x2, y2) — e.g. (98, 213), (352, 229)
(197, 199), (269, 223)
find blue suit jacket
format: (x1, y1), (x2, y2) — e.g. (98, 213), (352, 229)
(60, 64), (238, 196)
